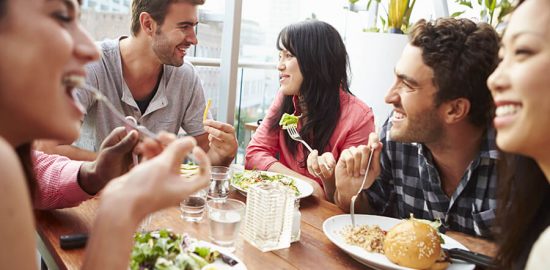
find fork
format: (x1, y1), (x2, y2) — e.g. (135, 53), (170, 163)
(286, 125), (314, 152)
(79, 84), (158, 140)
(287, 125), (331, 174)
(350, 148), (374, 227)
(79, 84), (198, 163)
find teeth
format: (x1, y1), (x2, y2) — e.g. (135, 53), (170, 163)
(393, 111), (405, 120)
(495, 104), (521, 117)
(62, 75), (85, 87)
(71, 88), (86, 114)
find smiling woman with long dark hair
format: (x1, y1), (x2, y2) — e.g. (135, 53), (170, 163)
(487, 0), (550, 269)
(0, 0), (210, 268)
(245, 20), (375, 200)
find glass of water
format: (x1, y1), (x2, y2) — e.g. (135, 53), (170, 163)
(180, 189), (207, 222)
(207, 199), (245, 251)
(208, 166), (231, 202)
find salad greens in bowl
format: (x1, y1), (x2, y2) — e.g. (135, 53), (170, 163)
(130, 229), (244, 270)
(231, 170), (313, 199)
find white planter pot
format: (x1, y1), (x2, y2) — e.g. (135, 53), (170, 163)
(346, 32), (408, 126)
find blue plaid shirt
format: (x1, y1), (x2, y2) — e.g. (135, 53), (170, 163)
(365, 119), (498, 238)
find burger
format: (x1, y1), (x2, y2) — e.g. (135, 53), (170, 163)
(383, 217), (449, 269)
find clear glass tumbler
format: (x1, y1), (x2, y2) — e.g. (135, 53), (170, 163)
(207, 198), (246, 251)
(180, 189), (207, 222)
(208, 166), (231, 202)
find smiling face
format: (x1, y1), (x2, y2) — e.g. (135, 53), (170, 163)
(487, 0), (550, 160)
(151, 2), (198, 67)
(385, 44), (444, 143)
(278, 47), (303, 96)
(0, 0), (99, 146)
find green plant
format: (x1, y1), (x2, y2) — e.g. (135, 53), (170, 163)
(452, 0), (514, 27)
(348, 0), (416, 34)
(388, 0), (416, 33)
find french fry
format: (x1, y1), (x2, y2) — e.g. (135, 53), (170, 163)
(203, 98), (212, 121)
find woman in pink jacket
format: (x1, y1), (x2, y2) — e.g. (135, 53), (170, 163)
(246, 20), (375, 201)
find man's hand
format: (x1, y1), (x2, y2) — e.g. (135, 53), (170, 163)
(203, 119), (238, 166)
(334, 132), (383, 209)
(78, 127), (139, 195)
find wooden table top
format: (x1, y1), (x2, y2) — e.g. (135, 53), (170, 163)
(35, 192), (495, 270)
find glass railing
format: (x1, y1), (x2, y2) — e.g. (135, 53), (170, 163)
(191, 58), (278, 164)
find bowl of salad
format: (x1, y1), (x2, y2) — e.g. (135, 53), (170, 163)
(231, 170), (313, 199)
(130, 229), (246, 270)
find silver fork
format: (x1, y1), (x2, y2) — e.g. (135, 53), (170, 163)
(287, 125), (331, 174)
(79, 84), (158, 139)
(350, 149), (374, 227)
(79, 84), (198, 163)
(286, 125), (314, 152)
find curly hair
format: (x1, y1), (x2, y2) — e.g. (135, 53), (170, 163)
(409, 18), (500, 127)
(131, 0), (205, 36)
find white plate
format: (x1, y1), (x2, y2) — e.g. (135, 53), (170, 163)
(323, 214), (475, 270)
(194, 241), (247, 270)
(231, 170), (314, 199)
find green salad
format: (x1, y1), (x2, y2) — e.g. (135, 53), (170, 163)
(278, 113), (299, 129)
(130, 230), (224, 270)
(232, 170), (300, 196)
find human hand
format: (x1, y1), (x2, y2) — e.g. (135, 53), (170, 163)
(102, 137), (211, 220)
(78, 127), (139, 195)
(203, 119), (238, 165)
(307, 150), (336, 180)
(134, 131), (177, 159)
(335, 132), (383, 202)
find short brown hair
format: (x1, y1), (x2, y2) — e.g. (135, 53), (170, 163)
(131, 0), (205, 36)
(408, 18), (499, 127)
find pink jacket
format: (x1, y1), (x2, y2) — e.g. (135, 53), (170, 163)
(245, 91), (375, 186)
(33, 151), (91, 209)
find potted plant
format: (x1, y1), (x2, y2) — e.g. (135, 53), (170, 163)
(344, 0), (412, 125)
(348, 0), (417, 33)
(452, 0), (514, 28)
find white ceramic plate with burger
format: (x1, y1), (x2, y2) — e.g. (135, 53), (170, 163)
(323, 214), (475, 270)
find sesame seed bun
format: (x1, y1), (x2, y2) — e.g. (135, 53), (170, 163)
(383, 219), (442, 269)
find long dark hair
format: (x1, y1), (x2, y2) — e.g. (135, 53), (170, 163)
(494, 153), (550, 269)
(269, 20), (351, 167)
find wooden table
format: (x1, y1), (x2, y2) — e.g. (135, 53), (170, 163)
(35, 192), (495, 270)
(36, 192), (368, 270)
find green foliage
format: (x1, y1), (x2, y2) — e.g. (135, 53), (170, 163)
(453, 0), (514, 26)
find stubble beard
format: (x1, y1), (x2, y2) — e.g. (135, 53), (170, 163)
(152, 30), (184, 67)
(390, 108), (443, 144)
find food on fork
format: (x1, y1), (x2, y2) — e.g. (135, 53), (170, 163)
(383, 217), (448, 269)
(278, 113), (299, 129)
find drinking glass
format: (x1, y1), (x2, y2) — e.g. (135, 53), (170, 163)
(207, 199), (246, 251)
(208, 166), (231, 202)
(180, 189), (207, 222)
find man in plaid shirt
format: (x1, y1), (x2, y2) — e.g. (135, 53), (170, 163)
(331, 18), (500, 239)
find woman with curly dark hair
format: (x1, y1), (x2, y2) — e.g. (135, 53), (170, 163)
(487, 0), (550, 269)
(245, 20), (375, 200)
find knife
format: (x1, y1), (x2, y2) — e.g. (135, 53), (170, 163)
(219, 252), (239, 266)
(444, 248), (496, 268)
